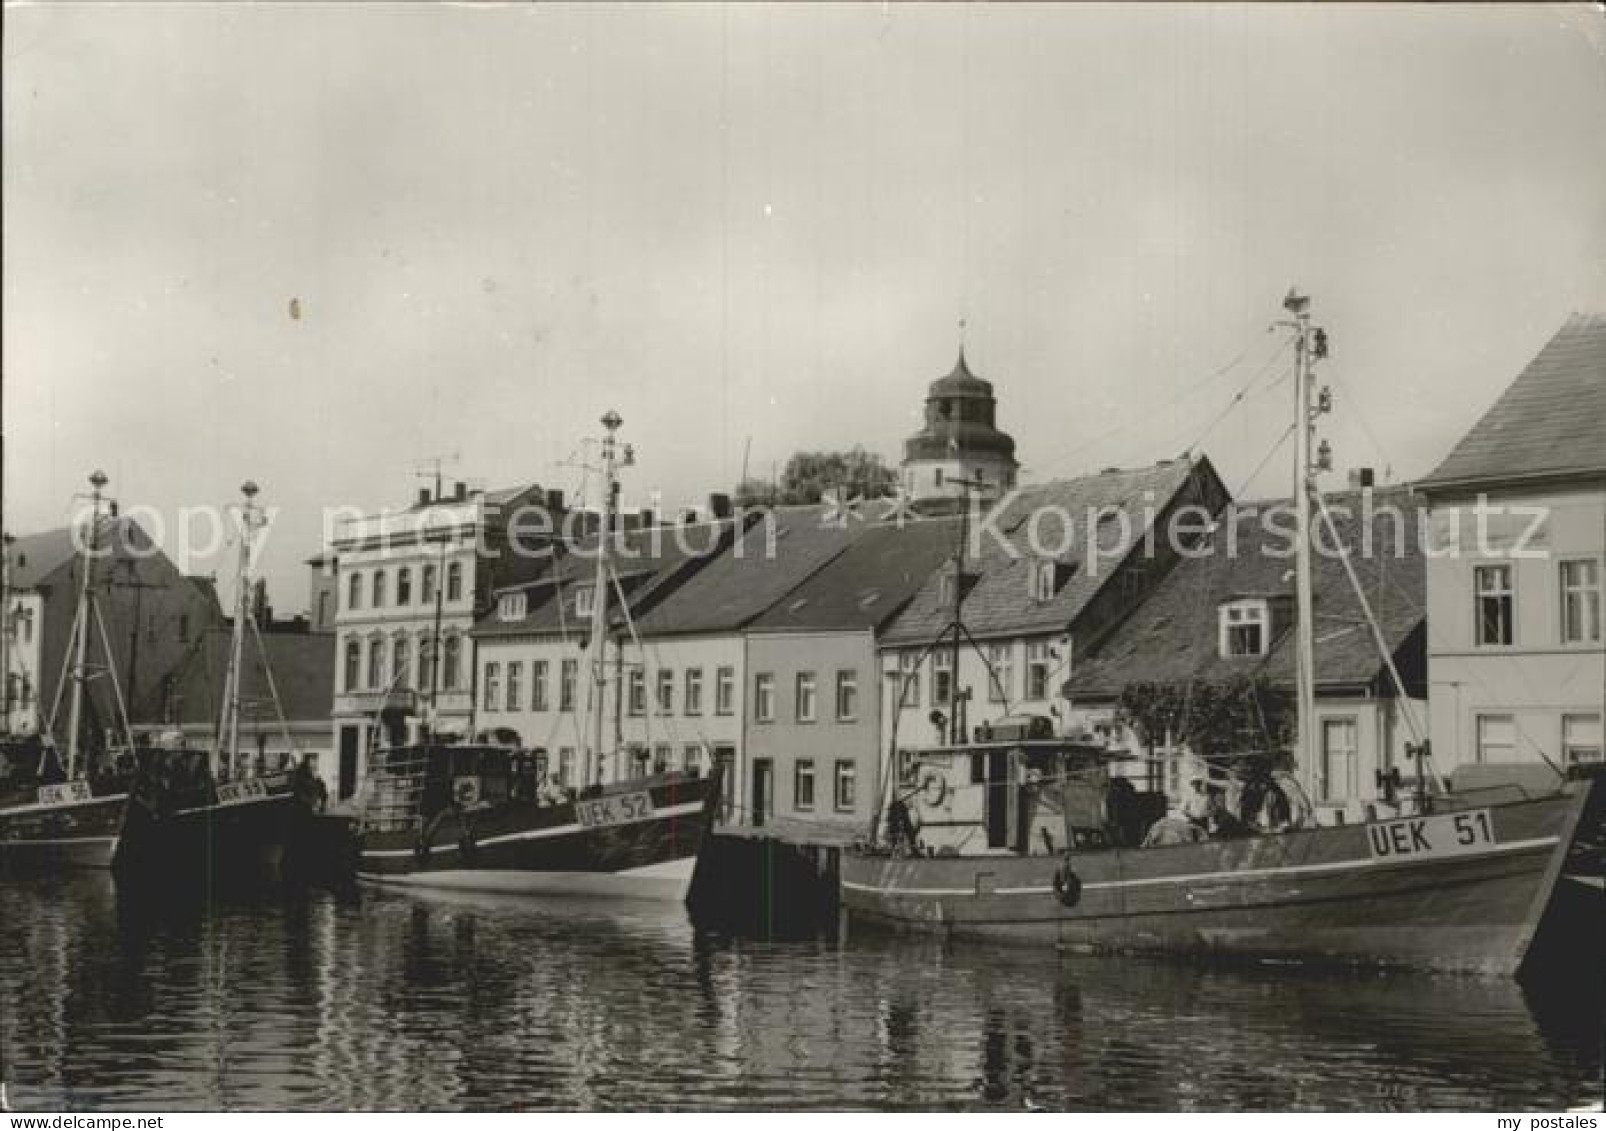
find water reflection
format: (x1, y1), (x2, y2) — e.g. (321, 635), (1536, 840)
(1, 875), (1599, 1111)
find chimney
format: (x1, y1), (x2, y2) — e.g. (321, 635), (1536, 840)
(639, 508), (656, 528)
(545, 488), (565, 513)
(681, 509), (697, 526)
(1348, 467), (1375, 490)
(454, 481), (467, 501)
(418, 487), (431, 506)
(708, 493), (733, 520)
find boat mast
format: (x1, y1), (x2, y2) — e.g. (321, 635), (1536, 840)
(65, 470), (107, 780)
(1283, 289), (1332, 776)
(583, 410), (628, 788)
(0, 532), (12, 736)
(215, 480), (263, 777)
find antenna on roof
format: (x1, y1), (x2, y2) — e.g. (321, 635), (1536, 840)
(413, 451), (461, 503)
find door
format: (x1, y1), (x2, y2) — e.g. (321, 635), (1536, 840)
(713, 745), (736, 823)
(751, 758), (773, 828)
(338, 725), (361, 801)
(985, 751), (1009, 848)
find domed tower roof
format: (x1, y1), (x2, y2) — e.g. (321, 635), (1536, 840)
(903, 348), (1018, 464)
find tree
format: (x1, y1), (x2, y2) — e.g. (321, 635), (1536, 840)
(1117, 675), (1293, 762)
(733, 447), (898, 506)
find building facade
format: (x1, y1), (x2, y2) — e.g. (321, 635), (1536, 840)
(1, 517), (227, 757)
(1418, 312), (1605, 775)
(879, 458), (1231, 759)
(740, 517), (959, 836)
(325, 481), (558, 801)
(1066, 486), (1431, 820)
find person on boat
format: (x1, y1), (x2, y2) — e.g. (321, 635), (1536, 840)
(1180, 767), (1221, 831)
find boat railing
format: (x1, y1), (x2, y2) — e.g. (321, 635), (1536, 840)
(360, 752), (432, 832)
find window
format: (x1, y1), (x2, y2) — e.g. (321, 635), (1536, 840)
(392, 634), (410, 689)
(557, 747), (575, 786)
(421, 564), (438, 603)
(653, 744), (672, 774)
(397, 567), (412, 605)
(498, 592), (527, 621)
(627, 668), (646, 715)
(367, 637), (384, 690)
(483, 662), (501, 711)
(1320, 718), (1359, 801)
(372, 570), (387, 608)
(794, 760), (816, 810)
(682, 744), (701, 772)
(419, 635), (435, 692)
(897, 651), (921, 708)
(753, 673), (775, 722)
(442, 636), (460, 690)
(987, 643), (1012, 703)
(317, 592), (331, 626)
(936, 571), (955, 608)
(796, 672), (817, 722)
(932, 651), (952, 705)
(1563, 714), (1602, 765)
(1030, 559), (1057, 602)
(1025, 642), (1052, 701)
(1560, 560), (1601, 645)
(835, 670), (858, 721)
(715, 666), (735, 715)
(1220, 600), (1269, 658)
(1476, 714), (1516, 763)
(1474, 565), (1514, 646)
(446, 561), (464, 603)
(682, 668), (703, 715)
(347, 571), (363, 611)
(834, 760), (857, 811)
(344, 639), (360, 692)
(506, 662), (523, 712)
(574, 585), (595, 618)
(656, 669), (675, 715)
(531, 660), (549, 711)
(560, 658), (577, 712)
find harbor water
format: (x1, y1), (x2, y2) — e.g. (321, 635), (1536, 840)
(1, 874), (1601, 1112)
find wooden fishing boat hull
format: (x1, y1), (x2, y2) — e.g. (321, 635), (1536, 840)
(0, 791), (127, 870)
(841, 787), (1591, 976)
(355, 773), (721, 903)
(111, 790), (311, 889)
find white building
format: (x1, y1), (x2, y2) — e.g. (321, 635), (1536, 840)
(1418, 312), (1605, 777)
(325, 481), (557, 801)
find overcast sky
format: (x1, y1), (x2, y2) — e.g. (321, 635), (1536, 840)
(5, 2), (1604, 613)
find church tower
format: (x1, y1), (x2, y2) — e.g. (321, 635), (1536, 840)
(900, 348), (1019, 508)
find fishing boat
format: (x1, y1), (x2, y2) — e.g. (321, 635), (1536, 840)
(354, 411), (722, 900)
(111, 481), (327, 890)
(840, 292), (1598, 976)
(0, 471), (137, 871)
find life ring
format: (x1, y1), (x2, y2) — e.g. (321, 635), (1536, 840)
(919, 772), (949, 808)
(1052, 861), (1082, 908)
(453, 775), (481, 809)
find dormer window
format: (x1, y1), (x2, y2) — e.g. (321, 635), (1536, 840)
(1030, 559), (1058, 602)
(497, 592), (527, 622)
(1220, 599), (1269, 658)
(574, 585), (595, 618)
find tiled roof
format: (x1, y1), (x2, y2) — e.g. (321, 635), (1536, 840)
(5, 526), (80, 590)
(5, 518), (155, 591)
(748, 516), (962, 633)
(161, 628), (335, 726)
(631, 506), (862, 637)
(473, 519), (746, 640)
(1421, 312), (1606, 489)
(1064, 487), (1427, 701)
(881, 459), (1219, 646)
